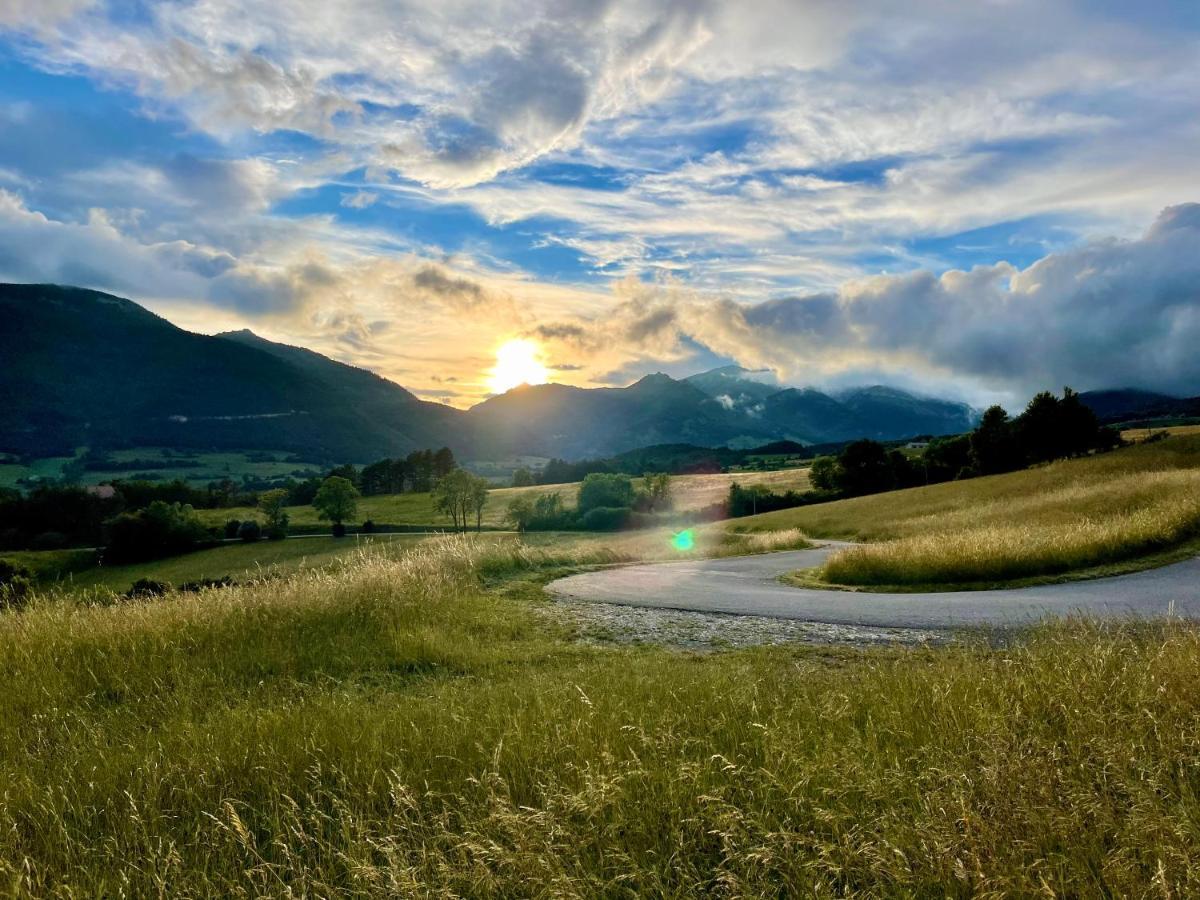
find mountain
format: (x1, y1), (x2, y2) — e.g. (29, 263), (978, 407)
(686, 370), (978, 444)
(1, 284), (983, 464)
(683, 365), (781, 409)
(0, 284), (464, 461)
(1078, 389), (1200, 423)
(465, 373), (779, 458)
(836, 386), (978, 440)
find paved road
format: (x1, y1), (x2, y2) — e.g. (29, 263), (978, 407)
(547, 542), (1200, 629)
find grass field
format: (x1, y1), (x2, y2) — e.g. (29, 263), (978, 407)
(0, 447), (324, 490)
(732, 435), (1200, 588)
(1121, 423), (1200, 442)
(195, 466), (812, 530)
(2, 536), (1200, 895)
(38, 534), (433, 594)
(4, 468), (810, 597)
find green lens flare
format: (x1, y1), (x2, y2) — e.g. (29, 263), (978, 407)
(671, 529), (695, 552)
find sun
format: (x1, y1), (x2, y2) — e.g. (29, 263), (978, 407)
(486, 338), (549, 394)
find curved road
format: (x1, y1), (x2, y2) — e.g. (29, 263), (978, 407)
(548, 542), (1200, 629)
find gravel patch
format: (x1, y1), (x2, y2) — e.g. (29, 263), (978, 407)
(547, 598), (945, 651)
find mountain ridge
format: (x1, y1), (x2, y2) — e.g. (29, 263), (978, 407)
(0, 283), (1084, 463)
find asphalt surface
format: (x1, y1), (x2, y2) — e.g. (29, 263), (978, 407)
(547, 542), (1200, 629)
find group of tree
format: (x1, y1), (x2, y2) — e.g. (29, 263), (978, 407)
(506, 472), (674, 532)
(357, 448), (457, 496)
(103, 501), (212, 564)
(809, 387), (1121, 499)
(432, 470), (491, 531)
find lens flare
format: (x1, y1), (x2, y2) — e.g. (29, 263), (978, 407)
(671, 529), (695, 552)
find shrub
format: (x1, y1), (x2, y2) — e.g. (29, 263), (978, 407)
(223, 519), (242, 539)
(579, 505), (632, 531)
(578, 473), (634, 514)
(178, 577), (235, 593)
(361, 519), (376, 534)
(0, 559), (32, 608)
(103, 501), (211, 564)
(237, 520), (262, 543)
(332, 522), (347, 538)
(125, 578), (170, 599)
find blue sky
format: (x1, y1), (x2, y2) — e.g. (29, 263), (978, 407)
(0, 0), (1198, 406)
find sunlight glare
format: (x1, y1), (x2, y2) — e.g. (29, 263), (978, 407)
(487, 339), (549, 394)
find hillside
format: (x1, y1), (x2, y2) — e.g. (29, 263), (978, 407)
(2, 284), (984, 464)
(1079, 388), (1200, 423)
(465, 374), (780, 458)
(0, 284), (464, 461)
(686, 366), (978, 443)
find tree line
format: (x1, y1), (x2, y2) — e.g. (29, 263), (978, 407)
(506, 472), (674, 532)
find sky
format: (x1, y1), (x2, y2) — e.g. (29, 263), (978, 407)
(0, 0), (1198, 408)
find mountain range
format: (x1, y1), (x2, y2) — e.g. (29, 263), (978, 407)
(3, 284), (1190, 464)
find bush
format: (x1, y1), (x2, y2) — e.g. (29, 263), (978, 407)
(237, 520), (262, 543)
(361, 520), (376, 534)
(223, 519), (242, 539)
(178, 577), (235, 593)
(125, 578), (170, 599)
(332, 522), (347, 538)
(103, 501), (211, 564)
(579, 506), (632, 531)
(0, 559), (32, 608)
(578, 474), (635, 514)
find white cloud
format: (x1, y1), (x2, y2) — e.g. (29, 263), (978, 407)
(529, 205), (1200, 402)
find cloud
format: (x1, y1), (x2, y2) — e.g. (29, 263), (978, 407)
(0, 0), (93, 30)
(530, 205), (1200, 400)
(340, 190), (378, 209)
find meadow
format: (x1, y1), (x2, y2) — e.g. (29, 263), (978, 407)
(0, 447), (321, 490)
(737, 435), (1200, 588)
(194, 466), (812, 530)
(2, 536), (1200, 895)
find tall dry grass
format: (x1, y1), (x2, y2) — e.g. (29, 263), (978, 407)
(2, 537), (1200, 893)
(822, 469), (1200, 586)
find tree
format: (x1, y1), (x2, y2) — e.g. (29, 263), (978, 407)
(433, 447), (457, 481)
(809, 455), (842, 492)
(578, 473), (634, 514)
(237, 520), (261, 542)
(433, 469), (489, 531)
(103, 501), (210, 563)
(327, 464), (360, 488)
(312, 476), (359, 536)
(506, 496), (535, 532)
(433, 469), (471, 531)
(511, 467), (535, 488)
(257, 488), (290, 540)
(1016, 390), (1064, 464)
(836, 440), (894, 496)
(970, 405), (1022, 475)
(641, 472), (673, 511)
(407, 449), (435, 492)
(359, 459), (394, 496)
(924, 434), (974, 482)
(468, 475), (490, 531)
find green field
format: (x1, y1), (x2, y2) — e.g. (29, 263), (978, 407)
(2, 536), (1200, 894)
(0, 447), (322, 490)
(196, 466), (812, 530)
